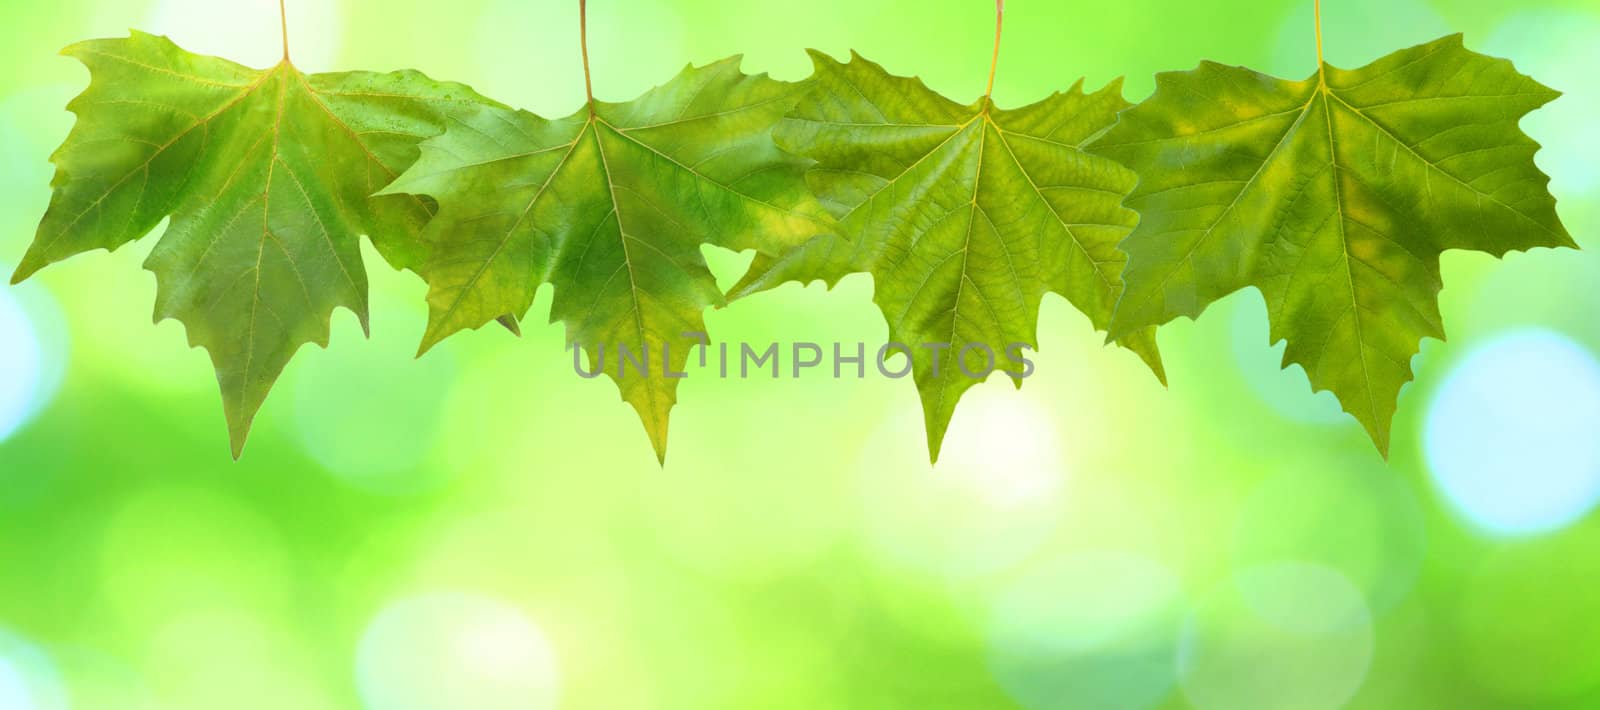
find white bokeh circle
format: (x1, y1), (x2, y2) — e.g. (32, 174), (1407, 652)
(858, 393), (1069, 580)
(1424, 329), (1600, 537)
(356, 592), (558, 710)
(0, 629), (67, 710)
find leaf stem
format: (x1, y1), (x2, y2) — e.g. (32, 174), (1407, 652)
(580, 0), (596, 115)
(279, 0), (290, 62)
(984, 0), (1004, 102)
(1314, 0), (1325, 72)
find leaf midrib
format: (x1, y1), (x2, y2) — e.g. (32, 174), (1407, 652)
(928, 115), (991, 436)
(589, 118), (664, 441)
(1317, 74), (1383, 438)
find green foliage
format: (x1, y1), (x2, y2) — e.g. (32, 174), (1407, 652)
(381, 58), (831, 462)
(9, 16), (1576, 461)
(730, 52), (1164, 462)
(1089, 34), (1574, 454)
(11, 31), (502, 457)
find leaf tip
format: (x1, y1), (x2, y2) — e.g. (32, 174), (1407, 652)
(1356, 410), (1394, 460)
(925, 424), (948, 465)
(416, 315), (467, 358)
(496, 314), (522, 337)
(10, 246), (48, 284)
(416, 328), (445, 359)
(1373, 435), (1392, 461)
(227, 426), (249, 460)
(647, 428), (670, 466)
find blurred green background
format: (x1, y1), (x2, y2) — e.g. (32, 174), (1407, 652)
(2, 0), (1599, 707)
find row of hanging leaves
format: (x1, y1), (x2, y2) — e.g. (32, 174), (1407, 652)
(12, 0), (1573, 462)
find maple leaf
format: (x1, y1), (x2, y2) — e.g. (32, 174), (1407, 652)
(380, 56), (832, 463)
(1090, 34), (1574, 454)
(728, 50), (1164, 462)
(9, 30), (504, 457)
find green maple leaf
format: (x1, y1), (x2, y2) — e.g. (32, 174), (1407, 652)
(10, 31), (503, 457)
(380, 57), (832, 463)
(1090, 34), (1574, 454)
(729, 51), (1164, 462)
